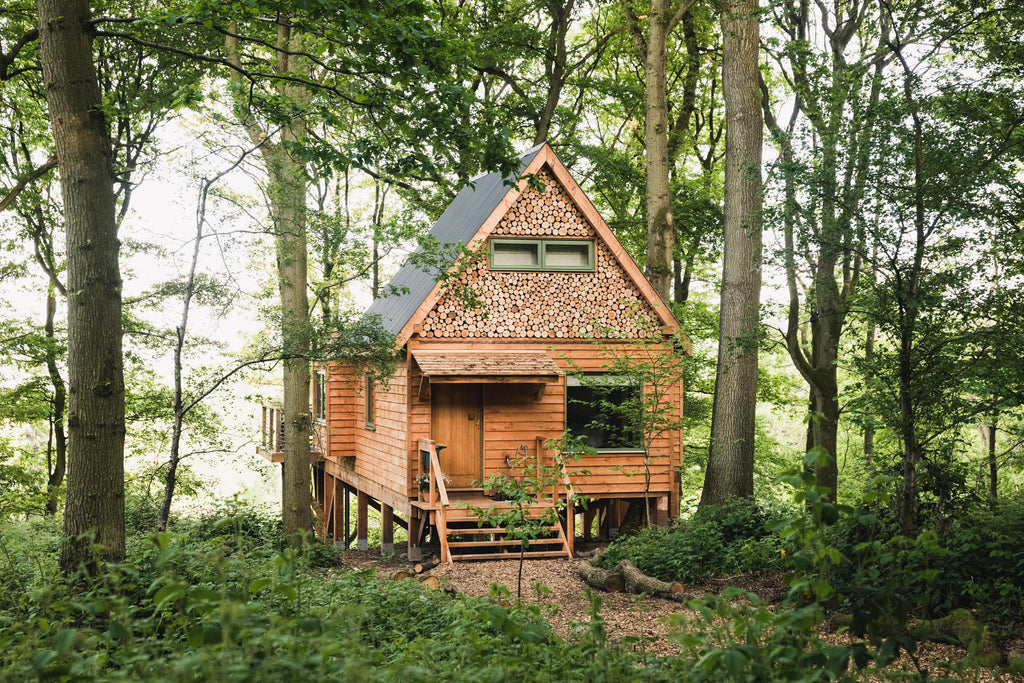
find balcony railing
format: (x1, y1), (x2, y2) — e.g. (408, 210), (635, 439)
(258, 404), (323, 463)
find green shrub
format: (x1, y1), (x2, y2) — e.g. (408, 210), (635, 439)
(599, 498), (790, 584)
(0, 515), (673, 682)
(821, 491), (1024, 629)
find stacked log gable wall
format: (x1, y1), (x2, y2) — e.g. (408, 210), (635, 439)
(421, 166), (661, 341)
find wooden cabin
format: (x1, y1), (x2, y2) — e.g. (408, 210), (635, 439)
(259, 143), (683, 562)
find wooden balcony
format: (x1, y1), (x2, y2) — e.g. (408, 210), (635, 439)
(257, 404), (323, 463)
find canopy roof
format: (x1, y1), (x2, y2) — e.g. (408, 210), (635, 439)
(412, 350), (561, 379)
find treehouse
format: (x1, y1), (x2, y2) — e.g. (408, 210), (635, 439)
(258, 143), (684, 562)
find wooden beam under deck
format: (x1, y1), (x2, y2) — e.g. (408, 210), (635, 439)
(322, 457), (412, 519)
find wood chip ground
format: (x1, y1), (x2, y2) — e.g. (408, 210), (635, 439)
(339, 549), (1022, 680)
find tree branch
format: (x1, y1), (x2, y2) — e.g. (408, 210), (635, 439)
(0, 156), (57, 213)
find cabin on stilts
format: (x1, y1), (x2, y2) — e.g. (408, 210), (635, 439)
(258, 142), (684, 562)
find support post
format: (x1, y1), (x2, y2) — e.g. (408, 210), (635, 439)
(356, 489), (369, 551)
(656, 495), (670, 525)
(598, 501), (611, 539)
(381, 503), (394, 552)
(407, 512), (424, 561)
(343, 484), (352, 548)
(583, 508), (596, 541)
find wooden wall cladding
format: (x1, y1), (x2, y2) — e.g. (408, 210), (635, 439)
(420, 166), (659, 340)
(343, 366), (409, 496)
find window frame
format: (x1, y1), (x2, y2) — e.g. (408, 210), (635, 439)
(364, 374), (376, 431)
(313, 370), (327, 423)
(565, 373), (643, 452)
(488, 238), (595, 272)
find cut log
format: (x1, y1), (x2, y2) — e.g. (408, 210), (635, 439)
(577, 560), (625, 593)
(419, 575), (441, 590)
(413, 558), (439, 574)
(392, 570), (413, 581)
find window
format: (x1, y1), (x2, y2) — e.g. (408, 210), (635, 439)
(489, 239), (594, 271)
(566, 374), (641, 450)
(364, 374), (375, 430)
(314, 370), (327, 422)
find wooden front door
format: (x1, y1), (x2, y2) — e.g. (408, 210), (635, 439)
(430, 384), (483, 488)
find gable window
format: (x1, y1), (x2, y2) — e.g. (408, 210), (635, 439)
(314, 370), (327, 423)
(490, 238), (593, 272)
(566, 374), (641, 450)
(364, 374), (376, 430)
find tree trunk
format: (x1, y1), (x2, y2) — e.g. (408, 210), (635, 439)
(158, 175), (212, 531)
(38, 0), (126, 570)
(983, 419), (997, 500)
(44, 284), (67, 516)
(888, 24), (926, 538)
(863, 287), (876, 471)
(275, 25), (313, 544)
(533, 0), (573, 145)
(700, 0), (762, 507)
(226, 20), (313, 543)
(641, 0), (674, 302)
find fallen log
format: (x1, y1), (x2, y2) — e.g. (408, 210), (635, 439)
(616, 559), (692, 602)
(413, 558), (440, 574)
(575, 553), (699, 602)
(574, 547), (607, 561)
(577, 560), (625, 593)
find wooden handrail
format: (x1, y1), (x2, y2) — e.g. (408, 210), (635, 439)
(429, 448), (450, 507)
(430, 446), (450, 563)
(418, 438), (451, 563)
(537, 435), (575, 558)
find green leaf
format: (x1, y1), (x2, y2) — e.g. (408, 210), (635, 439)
(52, 629), (76, 656)
(275, 584), (298, 601)
(153, 583), (185, 608)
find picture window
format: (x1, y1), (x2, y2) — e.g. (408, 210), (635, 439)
(566, 374), (641, 450)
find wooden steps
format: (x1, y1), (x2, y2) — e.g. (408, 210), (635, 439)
(414, 440), (574, 563)
(433, 508), (572, 562)
(445, 550), (569, 561)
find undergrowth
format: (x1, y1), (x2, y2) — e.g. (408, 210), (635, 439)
(598, 497), (791, 584)
(2, 480), (1021, 682)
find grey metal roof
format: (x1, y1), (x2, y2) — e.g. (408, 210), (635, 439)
(364, 143), (546, 337)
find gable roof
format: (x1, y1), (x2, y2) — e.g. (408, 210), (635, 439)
(366, 142), (677, 346)
(364, 143), (545, 336)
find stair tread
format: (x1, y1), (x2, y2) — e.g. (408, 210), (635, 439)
(444, 526), (561, 535)
(450, 550), (570, 561)
(448, 538), (565, 548)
